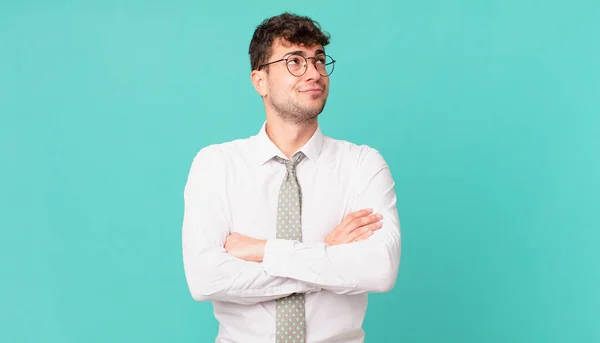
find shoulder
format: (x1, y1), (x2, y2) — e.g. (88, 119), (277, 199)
(186, 135), (255, 182)
(322, 136), (389, 170)
(191, 136), (254, 165)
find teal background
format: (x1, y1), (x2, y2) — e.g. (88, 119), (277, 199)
(1, 0), (599, 342)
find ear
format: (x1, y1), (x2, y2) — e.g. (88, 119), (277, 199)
(251, 70), (268, 97)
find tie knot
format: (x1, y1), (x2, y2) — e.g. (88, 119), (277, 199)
(275, 152), (305, 173)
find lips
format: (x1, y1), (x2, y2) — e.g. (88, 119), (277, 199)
(300, 88), (324, 94)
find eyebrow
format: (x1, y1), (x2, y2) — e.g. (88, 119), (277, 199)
(281, 49), (326, 58)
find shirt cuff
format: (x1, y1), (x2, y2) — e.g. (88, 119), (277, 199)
(262, 239), (296, 277)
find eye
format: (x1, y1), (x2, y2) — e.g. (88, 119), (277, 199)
(287, 55), (304, 65)
(315, 55), (327, 64)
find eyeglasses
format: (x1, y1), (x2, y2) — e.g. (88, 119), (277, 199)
(258, 54), (336, 77)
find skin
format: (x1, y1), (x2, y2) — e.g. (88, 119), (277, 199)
(224, 38), (383, 262)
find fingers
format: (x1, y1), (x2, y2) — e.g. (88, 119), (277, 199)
(339, 208), (373, 228)
(343, 213), (383, 235)
(353, 230), (373, 242)
(327, 209), (384, 246)
(348, 220), (383, 242)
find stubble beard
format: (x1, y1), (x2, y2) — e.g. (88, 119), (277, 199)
(270, 91), (327, 125)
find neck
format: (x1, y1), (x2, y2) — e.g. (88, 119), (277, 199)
(264, 114), (318, 159)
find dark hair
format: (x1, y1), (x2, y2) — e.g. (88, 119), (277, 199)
(248, 12), (331, 71)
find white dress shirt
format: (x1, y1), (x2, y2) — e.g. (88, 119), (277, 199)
(182, 121), (401, 343)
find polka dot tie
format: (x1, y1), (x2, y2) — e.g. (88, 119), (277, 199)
(274, 152), (306, 343)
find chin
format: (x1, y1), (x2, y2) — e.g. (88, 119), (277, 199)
(303, 107), (325, 119)
(307, 98), (327, 110)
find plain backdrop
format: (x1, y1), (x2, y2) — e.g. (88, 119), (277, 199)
(1, 0), (599, 342)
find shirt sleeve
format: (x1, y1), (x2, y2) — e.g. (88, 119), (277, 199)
(182, 146), (320, 305)
(262, 148), (401, 295)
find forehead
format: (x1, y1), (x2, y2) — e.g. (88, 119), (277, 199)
(270, 38), (325, 57)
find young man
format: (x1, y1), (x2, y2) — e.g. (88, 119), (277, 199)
(182, 12), (401, 343)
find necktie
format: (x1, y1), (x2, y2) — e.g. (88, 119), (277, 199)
(274, 151), (306, 343)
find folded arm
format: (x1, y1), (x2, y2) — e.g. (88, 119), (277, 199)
(262, 149), (402, 295)
(181, 147), (319, 305)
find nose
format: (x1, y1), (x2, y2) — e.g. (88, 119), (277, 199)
(304, 58), (322, 81)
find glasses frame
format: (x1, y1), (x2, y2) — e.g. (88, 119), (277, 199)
(258, 53), (336, 77)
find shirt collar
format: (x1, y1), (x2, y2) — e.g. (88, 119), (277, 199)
(254, 120), (324, 166)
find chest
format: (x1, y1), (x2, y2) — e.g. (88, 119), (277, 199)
(226, 163), (354, 244)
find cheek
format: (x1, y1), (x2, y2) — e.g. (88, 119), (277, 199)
(287, 78), (301, 91)
(269, 79), (296, 96)
(282, 82), (300, 96)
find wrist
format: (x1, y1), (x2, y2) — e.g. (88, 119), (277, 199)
(253, 239), (266, 262)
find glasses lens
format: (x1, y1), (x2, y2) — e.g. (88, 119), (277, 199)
(286, 55), (306, 76)
(286, 54), (336, 77)
(322, 55), (335, 76)
(313, 54), (335, 76)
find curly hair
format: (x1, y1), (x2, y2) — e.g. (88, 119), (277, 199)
(248, 12), (331, 71)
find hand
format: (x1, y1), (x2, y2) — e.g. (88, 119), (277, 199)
(325, 208), (383, 246)
(224, 232), (266, 262)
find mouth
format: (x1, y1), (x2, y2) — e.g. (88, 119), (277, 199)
(300, 88), (324, 95)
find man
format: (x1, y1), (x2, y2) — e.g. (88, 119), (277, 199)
(182, 12), (401, 343)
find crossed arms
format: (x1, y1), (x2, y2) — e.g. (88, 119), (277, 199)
(181, 146), (401, 305)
